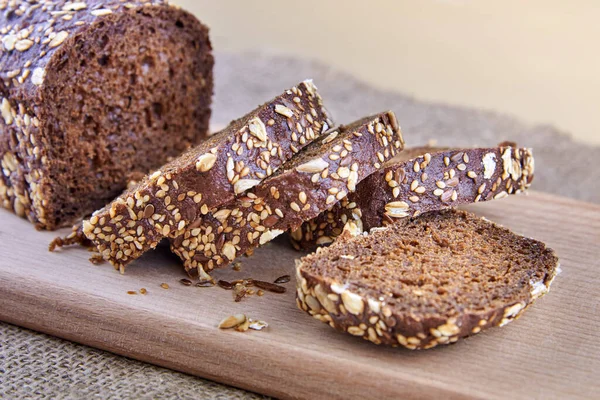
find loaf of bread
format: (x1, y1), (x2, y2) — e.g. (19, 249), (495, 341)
(296, 209), (559, 349)
(291, 144), (534, 249)
(83, 80), (332, 272)
(170, 111), (404, 278)
(0, 0), (213, 229)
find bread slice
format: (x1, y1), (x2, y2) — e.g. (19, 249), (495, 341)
(0, 1), (213, 229)
(291, 143), (534, 249)
(170, 111), (405, 278)
(295, 209), (559, 349)
(83, 80), (332, 271)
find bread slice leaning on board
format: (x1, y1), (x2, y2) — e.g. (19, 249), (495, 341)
(0, 0), (214, 229)
(290, 143), (534, 250)
(295, 209), (559, 349)
(170, 111), (404, 279)
(83, 80), (332, 271)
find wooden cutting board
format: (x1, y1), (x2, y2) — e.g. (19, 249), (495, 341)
(1, 191), (598, 399)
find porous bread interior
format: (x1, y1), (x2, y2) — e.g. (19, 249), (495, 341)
(301, 210), (557, 317)
(41, 6), (212, 227)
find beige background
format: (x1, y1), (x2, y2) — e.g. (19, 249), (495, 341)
(177, 0), (599, 145)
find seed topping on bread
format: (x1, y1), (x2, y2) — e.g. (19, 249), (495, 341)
(170, 111), (404, 278)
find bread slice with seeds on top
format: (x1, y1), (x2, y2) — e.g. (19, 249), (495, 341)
(83, 80), (332, 272)
(290, 143), (534, 250)
(295, 209), (559, 349)
(0, 0), (213, 230)
(170, 111), (404, 279)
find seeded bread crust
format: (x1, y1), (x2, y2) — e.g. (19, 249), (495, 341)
(295, 210), (559, 349)
(170, 111), (404, 278)
(0, 0), (214, 229)
(291, 144), (534, 249)
(83, 80), (332, 271)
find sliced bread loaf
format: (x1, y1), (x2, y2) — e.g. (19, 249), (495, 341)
(291, 144), (534, 249)
(296, 209), (559, 349)
(0, 1), (213, 229)
(171, 111), (405, 278)
(83, 80), (332, 271)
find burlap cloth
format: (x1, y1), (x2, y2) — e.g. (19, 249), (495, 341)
(1, 51), (599, 399)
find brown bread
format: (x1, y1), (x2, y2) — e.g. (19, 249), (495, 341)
(295, 209), (559, 349)
(291, 144), (534, 249)
(84, 80), (332, 271)
(170, 111), (404, 278)
(0, 0), (214, 229)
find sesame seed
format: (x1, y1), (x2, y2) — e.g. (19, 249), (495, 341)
(299, 192), (307, 204)
(91, 9), (113, 16)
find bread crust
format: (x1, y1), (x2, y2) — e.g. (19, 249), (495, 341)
(169, 111), (404, 278)
(296, 210), (559, 349)
(292, 144), (534, 249)
(84, 80), (332, 271)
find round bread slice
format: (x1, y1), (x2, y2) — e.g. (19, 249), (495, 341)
(295, 209), (559, 349)
(291, 143), (534, 249)
(170, 111), (404, 279)
(84, 80), (332, 271)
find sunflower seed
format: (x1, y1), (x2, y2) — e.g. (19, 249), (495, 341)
(253, 280), (286, 293)
(274, 275), (291, 284)
(296, 158), (329, 173)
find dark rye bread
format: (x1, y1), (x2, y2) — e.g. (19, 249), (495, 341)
(84, 80), (332, 271)
(170, 111), (405, 278)
(296, 209), (559, 349)
(0, 1), (213, 229)
(291, 143), (534, 249)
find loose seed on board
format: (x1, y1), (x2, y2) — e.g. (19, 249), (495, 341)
(274, 275), (291, 284)
(218, 314), (247, 329)
(160, 283), (169, 289)
(253, 280), (286, 293)
(180, 278), (193, 286)
(218, 280), (234, 290)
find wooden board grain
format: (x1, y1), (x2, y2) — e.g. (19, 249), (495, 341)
(0, 191), (598, 399)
